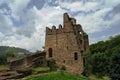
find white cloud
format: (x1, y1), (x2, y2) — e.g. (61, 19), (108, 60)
(9, 0), (30, 20)
(90, 32), (120, 44)
(60, 1), (83, 12)
(0, 13), (15, 35)
(0, 3), (66, 52)
(0, 0), (14, 4)
(80, 2), (99, 12)
(108, 14), (120, 26)
(31, 5), (65, 28)
(90, 35), (108, 44)
(0, 32), (5, 41)
(74, 6), (119, 34)
(59, 1), (100, 12)
(0, 0), (120, 52)
(105, 0), (120, 7)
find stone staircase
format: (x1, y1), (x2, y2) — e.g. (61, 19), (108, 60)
(0, 70), (24, 80)
(0, 65), (50, 80)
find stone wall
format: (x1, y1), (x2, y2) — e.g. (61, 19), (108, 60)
(45, 13), (89, 74)
(10, 52), (46, 70)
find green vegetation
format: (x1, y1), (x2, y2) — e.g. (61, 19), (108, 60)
(83, 35), (120, 80)
(23, 71), (87, 80)
(47, 59), (58, 71)
(32, 67), (50, 74)
(0, 46), (31, 54)
(0, 65), (9, 71)
(33, 67), (49, 71)
(0, 46), (31, 65)
(88, 75), (111, 80)
(0, 35), (120, 80)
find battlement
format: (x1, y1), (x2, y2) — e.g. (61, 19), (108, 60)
(46, 24), (64, 35)
(46, 13), (83, 35)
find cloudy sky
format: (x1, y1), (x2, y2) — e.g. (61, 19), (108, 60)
(0, 0), (120, 52)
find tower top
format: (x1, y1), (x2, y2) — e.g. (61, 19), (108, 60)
(63, 13), (76, 25)
(63, 13), (70, 23)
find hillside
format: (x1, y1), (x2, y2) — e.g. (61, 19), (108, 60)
(0, 46), (31, 55)
(83, 35), (120, 80)
(0, 46), (31, 65)
(23, 71), (87, 80)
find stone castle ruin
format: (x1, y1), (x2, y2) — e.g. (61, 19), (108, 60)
(45, 13), (89, 74)
(8, 13), (89, 76)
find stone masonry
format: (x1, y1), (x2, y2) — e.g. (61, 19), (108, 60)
(9, 52), (46, 71)
(45, 13), (89, 74)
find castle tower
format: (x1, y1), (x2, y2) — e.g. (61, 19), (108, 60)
(45, 13), (89, 74)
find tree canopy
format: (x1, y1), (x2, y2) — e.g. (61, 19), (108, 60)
(83, 35), (120, 79)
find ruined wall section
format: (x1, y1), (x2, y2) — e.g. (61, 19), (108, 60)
(10, 52), (46, 70)
(63, 13), (84, 73)
(45, 25), (66, 61)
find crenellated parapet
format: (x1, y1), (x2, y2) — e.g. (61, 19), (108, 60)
(46, 13), (85, 35)
(57, 24), (64, 33)
(46, 27), (52, 35)
(46, 24), (64, 35)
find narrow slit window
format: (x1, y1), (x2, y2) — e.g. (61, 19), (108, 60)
(74, 52), (78, 60)
(80, 40), (82, 44)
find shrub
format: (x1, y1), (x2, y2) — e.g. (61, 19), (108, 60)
(60, 65), (66, 70)
(47, 59), (57, 71)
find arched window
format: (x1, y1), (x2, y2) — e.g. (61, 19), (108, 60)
(48, 48), (52, 57)
(74, 52), (78, 60)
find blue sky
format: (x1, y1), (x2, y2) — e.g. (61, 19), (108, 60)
(0, 0), (120, 52)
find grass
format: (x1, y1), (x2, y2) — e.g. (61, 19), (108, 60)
(32, 67), (50, 74)
(0, 65), (9, 71)
(23, 71), (87, 80)
(33, 67), (49, 71)
(88, 75), (111, 80)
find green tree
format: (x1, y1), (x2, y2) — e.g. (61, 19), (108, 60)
(0, 54), (7, 65)
(92, 52), (109, 77)
(90, 41), (107, 54)
(84, 35), (120, 79)
(83, 52), (93, 76)
(108, 48), (120, 79)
